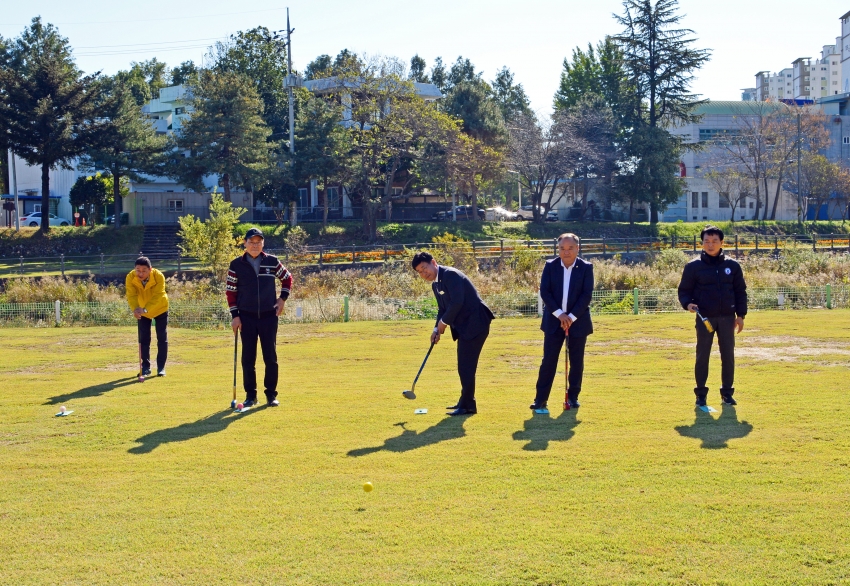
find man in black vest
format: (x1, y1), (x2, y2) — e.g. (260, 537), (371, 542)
(678, 225), (747, 407)
(532, 233), (594, 410)
(412, 251), (495, 416)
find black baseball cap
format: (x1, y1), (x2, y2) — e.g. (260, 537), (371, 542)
(244, 227), (264, 240)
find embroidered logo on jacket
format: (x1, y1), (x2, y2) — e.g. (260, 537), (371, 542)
(725, 267), (731, 275)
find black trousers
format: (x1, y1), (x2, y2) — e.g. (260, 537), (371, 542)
(240, 312), (278, 401)
(456, 327), (489, 411)
(137, 312), (168, 371)
(695, 314), (736, 392)
(535, 330), (587, 404)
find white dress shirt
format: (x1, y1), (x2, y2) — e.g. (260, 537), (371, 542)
(552, 259), (578, 323)
(433, 265), (448, 331)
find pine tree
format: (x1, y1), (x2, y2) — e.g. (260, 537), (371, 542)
(171, 70), (276, 202)
(0, 17), (101, 234)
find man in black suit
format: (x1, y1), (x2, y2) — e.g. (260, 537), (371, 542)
(532, 233), (594, 410)
(412, 251), (495, 416)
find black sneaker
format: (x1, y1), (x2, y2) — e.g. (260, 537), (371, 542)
(721, 395), (737, 405)
(568, 399), (581, 409)
(142, 368), (152, 377)
(242, 398), (258, 408)
(529, 401), (547, 410)
(157, 369), (166, 377)
(695, 397), (707, 407)
(267, 398), (279, 407)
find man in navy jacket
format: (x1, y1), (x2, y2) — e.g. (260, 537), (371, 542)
(412, 251), (495, 416)
(532, 233), (594, 410)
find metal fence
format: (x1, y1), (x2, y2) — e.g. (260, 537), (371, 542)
(2, 233), (849, 278)
(0, 286), (844, 328)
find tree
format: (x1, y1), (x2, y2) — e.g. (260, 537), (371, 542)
(566, 96), (620, 219)
(443, 81), (505, 146)
(210, 27), (289, 139)
(613, 0), (710, 222)
(294, 96), (347, 228)
(508, 112), (590, 222)
(69, 173), (110, 223)
(332, 65), (464, 240)
(177, 191), (245, 284)
(703, 168), (749, 222)
(170, 60), (199, 86)
(304, 54), (332, 80)
(171, 70), (276, 202)
(491, 67), (531, 122)
(0, 17), (102, 234)
(430, 57), (448, 93)
(554, 37), (632, 119)
(80, 74), (167, 230)
(114, 58), (171, 107)
(409, 54), (429, 83)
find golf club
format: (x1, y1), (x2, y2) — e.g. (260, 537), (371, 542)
(563, 334), (570, 410)
(696, 310), (714, 333)
(402, 341), (435, 400)
(138, 342), (145, 383)
(231, 332), (238, 409)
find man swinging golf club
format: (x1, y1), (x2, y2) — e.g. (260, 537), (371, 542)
(678, 225), (748, 407)
(411, 251), (494, 416)
(531, 233), (594, 411)
(226, 228), (292, 408)
(126, 256), (169, 378)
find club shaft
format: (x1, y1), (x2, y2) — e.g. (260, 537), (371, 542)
(410, 342), (435, 391)
(232, 332), (238, 400)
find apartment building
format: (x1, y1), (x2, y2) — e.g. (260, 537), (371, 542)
(755, 68), (793, 101)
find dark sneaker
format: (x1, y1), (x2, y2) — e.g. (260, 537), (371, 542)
(142, 368), (152, 377)
(529, 401), (547, 410)
(242, 398), (258, 408)
(695, 396), (707, 407)
(568, 399), (580, 409)
(721, 395), (737, 405)
(157, 369), (166, 377)
(267, 398), (279, 407)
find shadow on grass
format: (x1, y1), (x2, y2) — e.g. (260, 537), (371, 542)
(675, 404), (753, 449)
(128, 408), (262, 454)
(44, 376), (140, 405)
(512, 409), (581, 451)
(347, 417), (467, 457)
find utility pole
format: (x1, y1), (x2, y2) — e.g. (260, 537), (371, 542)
(8, 149), (19, 231)
(284, 8), (302, 226)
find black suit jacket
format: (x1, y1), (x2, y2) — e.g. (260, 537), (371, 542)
(539, 257), (594, 338)
(433, 266), (495, 341)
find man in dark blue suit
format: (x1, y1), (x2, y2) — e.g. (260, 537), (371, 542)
(412, 251), (495, 416)
(532, 233), (594, 410)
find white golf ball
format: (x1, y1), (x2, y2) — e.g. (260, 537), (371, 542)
(59, 406), (66, 413)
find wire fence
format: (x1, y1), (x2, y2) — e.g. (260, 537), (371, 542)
(1, 233), (849, 278)
(0, 286), (844, 329)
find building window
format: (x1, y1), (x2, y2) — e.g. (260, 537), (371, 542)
(167, 199), (184, 213)
(298, 188), (309, 208)
(749, 201), (754, 209)
(844, 137), (850, 144)
(719, 193), (730, 208)
(701, 192), (708, 208)
(175, 107), (185, 115)
(326, 187), (340, 209)
(691, 192), (699, 208)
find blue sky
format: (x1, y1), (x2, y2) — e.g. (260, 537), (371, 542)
(3, 0), (848, 113)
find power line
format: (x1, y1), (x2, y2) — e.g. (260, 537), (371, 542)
(76, 36), (226, 49)
(75, 44), (216, 57)
(0, 7), (285, 27)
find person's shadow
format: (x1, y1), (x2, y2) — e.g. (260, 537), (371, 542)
(347, 417), (467, 457)
(44, 377), (139, 406)
(512, 409), (581, 451)
(128, 408), (262, 454)
(675, 404), (753, 449)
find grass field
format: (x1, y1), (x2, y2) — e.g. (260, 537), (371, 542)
(2, 311), (849, 585)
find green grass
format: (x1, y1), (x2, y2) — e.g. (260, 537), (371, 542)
(2, 311), (849, 585)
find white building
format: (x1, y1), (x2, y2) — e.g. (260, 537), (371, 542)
(665, 101), (799, 222)
(740, 88), (757, 101)
(5, 153), (77, 220)
(755, 68), (793, 101)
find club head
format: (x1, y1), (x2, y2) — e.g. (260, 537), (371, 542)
(231, 399), (237, 409)
(402, 390), (416, 400)
(138, 375), (145, 383)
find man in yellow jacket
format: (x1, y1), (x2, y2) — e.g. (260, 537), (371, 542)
(126, 256), (169, 377)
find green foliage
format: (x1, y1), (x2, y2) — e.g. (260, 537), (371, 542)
(171, 70), (276, 201)
(0, 17), (102, 234)
(649, 247), (688, 273)
(0, 275), (121, 303)
(169, 60), (198, 86)
(427, 232), (478, 274)
(114, 58), (170, 107)
(177, 192), (245, 283)
(491, 67), (531, 122)
(69, 174), (111, 223)
(409, 55), (429, 83)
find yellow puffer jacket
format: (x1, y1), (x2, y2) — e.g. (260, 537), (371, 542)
(125, 268), (169, 319)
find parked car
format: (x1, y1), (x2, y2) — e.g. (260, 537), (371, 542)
(433, 205), (485, 221)
(485, 207), (519, 221)
(516, 205), (545, 221)
(105, 213), (130, 225)
(546, 209), (559, 221)
(19, 212), (71, 227)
